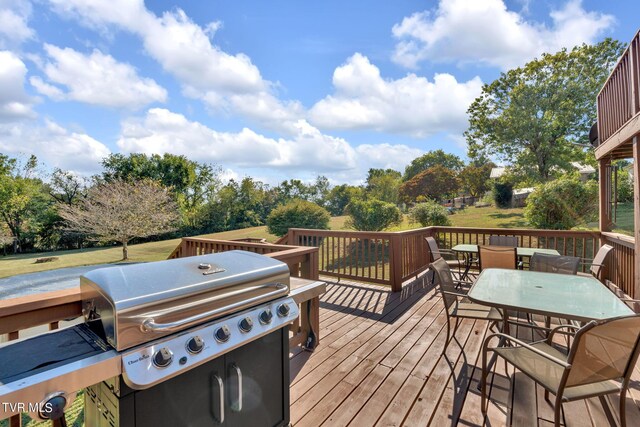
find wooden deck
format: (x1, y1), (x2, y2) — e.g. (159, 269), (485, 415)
(289, 275), (640, 426)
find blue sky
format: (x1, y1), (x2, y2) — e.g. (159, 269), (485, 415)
(1, 0), (639, 184)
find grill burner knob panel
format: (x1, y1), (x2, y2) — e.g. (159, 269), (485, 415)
(121, 296), (300, 389)
(214, 325), (231, 343)
(259, 309), (273, 325)
(277, 303), (290, 317)
(153, 348), (173, 368)
(186, 336), (204, 354)
(239, 317), (253, 333)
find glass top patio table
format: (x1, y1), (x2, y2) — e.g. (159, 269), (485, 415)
(468, 268), (633, 322)
(451, 244), (560, 257)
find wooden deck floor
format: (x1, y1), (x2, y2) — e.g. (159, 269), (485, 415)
(289, 275), (640, 426)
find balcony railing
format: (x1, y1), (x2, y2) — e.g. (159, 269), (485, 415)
(596, 30), (640, 157)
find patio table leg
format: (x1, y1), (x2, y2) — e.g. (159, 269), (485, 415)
(460, 252), (472, 281)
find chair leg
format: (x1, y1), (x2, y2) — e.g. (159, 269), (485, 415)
(443, 316), (451, 355)
(553, 396), (563, 426)
(481, 346), (489, 414)
(620, 388), (628, 427)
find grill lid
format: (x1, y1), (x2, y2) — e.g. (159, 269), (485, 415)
(80, 250), (290, 350)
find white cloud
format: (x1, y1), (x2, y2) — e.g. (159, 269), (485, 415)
(30, 44), (167, 109)
(47, 1), (301, 132)
(355, 143), (423, 173)
(0, 120), (110, 173)
(0, 50), (36, 122)
(117, 108), (357, 172)
(308, 53), (483, 137)
(116, 108), (422, 183)
(391, 0), (615, 70)
(0, 0), (34, 48)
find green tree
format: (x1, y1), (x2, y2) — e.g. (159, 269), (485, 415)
(459, 163), (494, 198)
(409, 201), (451, 227)
(524, 176), (597, 229)
(492, 181), (513, 208)
(325, 184), (364, 216)
(102, 153), (220, 230)
(203, 177), (272, 232)
(366, 168), (402, 204)
(345, 199), (402, 231)
(399, 165), (460, 203)
(0, 155), (52, 252)
(403, 150), (464, 181)
(466, 39), (625, 182)
(266, 200), (330, 237)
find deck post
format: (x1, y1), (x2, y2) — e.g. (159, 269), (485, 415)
(390, 234), (403, 292)
(633, 137), (640, 298)
(599, 157), (613, 232)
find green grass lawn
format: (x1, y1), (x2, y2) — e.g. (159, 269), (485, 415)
(0, 206), (528, 279)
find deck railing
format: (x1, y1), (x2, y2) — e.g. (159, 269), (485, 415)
(601, 232), (636, 297)
(597, 30), (640, 146)
(287, 226), (635, 296)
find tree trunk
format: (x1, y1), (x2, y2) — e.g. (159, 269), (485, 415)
(122, 241), (129, 260)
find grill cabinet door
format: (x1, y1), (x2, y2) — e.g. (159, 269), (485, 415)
(225, 329), (289, 427)
(133, 356), (226, 427)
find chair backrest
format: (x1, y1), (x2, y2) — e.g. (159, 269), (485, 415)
(530, 253), (580, 275)
(478, 246), (517, 270)
(565, 315), (640, 388)
(488, 235), (518, 247)
(590, 244), (613, 279)
(425, 236), (442, 262)
(430, 257), (457, 312)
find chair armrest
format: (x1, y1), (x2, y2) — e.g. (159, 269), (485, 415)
(483, 332), (571, 368)
(547, 324), (580, 343)
(442, 290), (468, 298)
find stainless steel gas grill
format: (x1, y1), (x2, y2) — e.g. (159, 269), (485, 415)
(0, 250), (299, 426)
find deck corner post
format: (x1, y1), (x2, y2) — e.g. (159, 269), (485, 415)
(390, 233), (403, 292)
(599, 157), (613, 233)
(632, 137), (640, 299)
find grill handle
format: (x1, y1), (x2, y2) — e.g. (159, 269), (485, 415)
(230, 364), (243, 412)
(140, 283), (288, 333)
(212, 374), (224, 423)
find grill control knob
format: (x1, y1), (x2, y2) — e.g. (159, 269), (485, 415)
(153, 348), (173, 368)
(259, 309), (273, 325)
(214, 325), (231, 343)
(277, 303), (290, 317)
(186, 336), (204, 354)
(239, 317), (253, 333)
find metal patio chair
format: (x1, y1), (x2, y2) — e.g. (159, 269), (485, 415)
(478, 245), (517, 271)
(579, 244), (614, 281)
(482, 314), (640, 427)
(488, 235), (518, 247)
(425, 237), (468, 287)
(530, 253), (580, 275)
(430, 258), (504, 355)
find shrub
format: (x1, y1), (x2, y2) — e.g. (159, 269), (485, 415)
(617, 176), (633, 203)
(266, 199), (330, 237)
(345, 199), (402, 231)
(409, 201), (451, 227)
(524, 177), (597, 230)
(492, 182), (513, 208)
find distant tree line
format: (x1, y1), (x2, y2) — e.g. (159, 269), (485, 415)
(0, 148), (500, 255)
